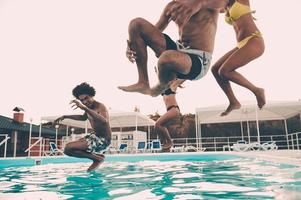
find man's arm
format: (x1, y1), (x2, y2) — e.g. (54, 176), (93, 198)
(155, 1), (175, 31)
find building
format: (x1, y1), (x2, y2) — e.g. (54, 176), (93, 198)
(0, 108), (64, 157)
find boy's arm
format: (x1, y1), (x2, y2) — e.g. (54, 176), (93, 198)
(54, 114), (87, 124)
(82, 104), (109, 124)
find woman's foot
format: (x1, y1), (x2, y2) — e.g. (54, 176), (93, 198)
(87, 154), (104, 172)
(162, 140), (173, 150)
(254, 88), (266, 109)
(221, 102), (241, 116)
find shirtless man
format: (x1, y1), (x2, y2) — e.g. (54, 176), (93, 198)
(118, 0), (228, 96)
(55, 82), (111, 172)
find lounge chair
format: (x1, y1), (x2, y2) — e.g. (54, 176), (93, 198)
(170, 145), (185, 153)
(184, 145), (206, 152)
(135, 141), (146, 153)
(109, 143), (128, 154)
(45, 142), (64, 156)
(118, 143), (128, 153)
(231, 140), (251, 152)
(261, 141), (278, 151)
(151, 140), (162, 153)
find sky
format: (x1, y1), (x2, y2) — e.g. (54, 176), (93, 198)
(0, 0), (300, 123)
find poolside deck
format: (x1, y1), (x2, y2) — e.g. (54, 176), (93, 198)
(231, 150), (301, 166)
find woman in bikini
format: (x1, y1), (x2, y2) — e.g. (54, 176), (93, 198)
(211, 0), (265, 116)
(155, 78), (185, 151)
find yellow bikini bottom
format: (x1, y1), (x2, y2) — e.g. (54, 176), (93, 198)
(237, 31), (262, 49)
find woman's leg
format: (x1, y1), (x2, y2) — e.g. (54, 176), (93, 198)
(218, 37), (265, 109)
(155, 108), (180, 149)
(211, 48), (241, 116)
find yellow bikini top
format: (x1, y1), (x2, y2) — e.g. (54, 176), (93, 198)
(225, 1), (255, 25)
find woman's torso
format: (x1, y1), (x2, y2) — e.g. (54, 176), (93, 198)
(225, 0), (261, 41)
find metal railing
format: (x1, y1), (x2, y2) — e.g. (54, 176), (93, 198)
(105, 132), (301, 154)
(288, 131), (301, 150)
(25, 137), (43, 156)
(170, 132), (301, 152)
(16, 131), (300, 156)
(0, 134), (10, 158)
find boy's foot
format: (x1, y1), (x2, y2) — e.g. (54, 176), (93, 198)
(87, 154), (104, 172)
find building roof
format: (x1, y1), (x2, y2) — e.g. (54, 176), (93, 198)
(0, 115), (62, 135)
(195, 101), (301, 124)
(41, 110), (156, 129)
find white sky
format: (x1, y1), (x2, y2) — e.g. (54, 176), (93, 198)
(0, 0), (300, 123)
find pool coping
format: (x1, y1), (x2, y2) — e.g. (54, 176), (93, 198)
(1, 150), (300, 167)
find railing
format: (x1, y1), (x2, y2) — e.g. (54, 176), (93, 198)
(16, 132), (301, 156)
(288, 131), (301, 150)
(25, 137), (43, 156)
(0, 134), (10, 158)
(171, 133), (301, 152)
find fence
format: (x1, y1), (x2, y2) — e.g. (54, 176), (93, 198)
(0, 134), (10, 158)
(171, 132), (301, 152)
(1, 132), (300, 157)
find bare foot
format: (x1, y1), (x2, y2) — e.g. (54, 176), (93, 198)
(118, 83), (150, 94)
(150, 84), (167, 97)
(254, 88), (266, 109)
(162, 141), (173, 150)
(87, 154), (104, 172)
(221, 102), (241, 116)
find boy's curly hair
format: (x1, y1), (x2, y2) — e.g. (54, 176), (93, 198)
(72, 82), (96, 99)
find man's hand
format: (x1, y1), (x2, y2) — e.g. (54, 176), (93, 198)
(70, 99), (86, 111)
(126, 40), (137, 63)
(166, 0), (203, 28)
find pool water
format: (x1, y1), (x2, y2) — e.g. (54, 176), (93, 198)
(0, 153), (300, 200)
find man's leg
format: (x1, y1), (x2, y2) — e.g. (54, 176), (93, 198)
(118, 17), (167, 94)
(150, 50), (192, 97)
(64, 139), (104, 172)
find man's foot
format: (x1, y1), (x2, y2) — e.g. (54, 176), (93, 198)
(150, 84), (168, 97)
(118, 83), (150, 94)
(221, 102), (241, 116)
(254, 88), (266, 109)
(87, 154), (104, 172)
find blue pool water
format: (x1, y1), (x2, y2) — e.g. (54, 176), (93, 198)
(0, 153), (300, 200)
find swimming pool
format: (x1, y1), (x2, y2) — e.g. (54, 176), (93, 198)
(0, 153), (300, 200)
